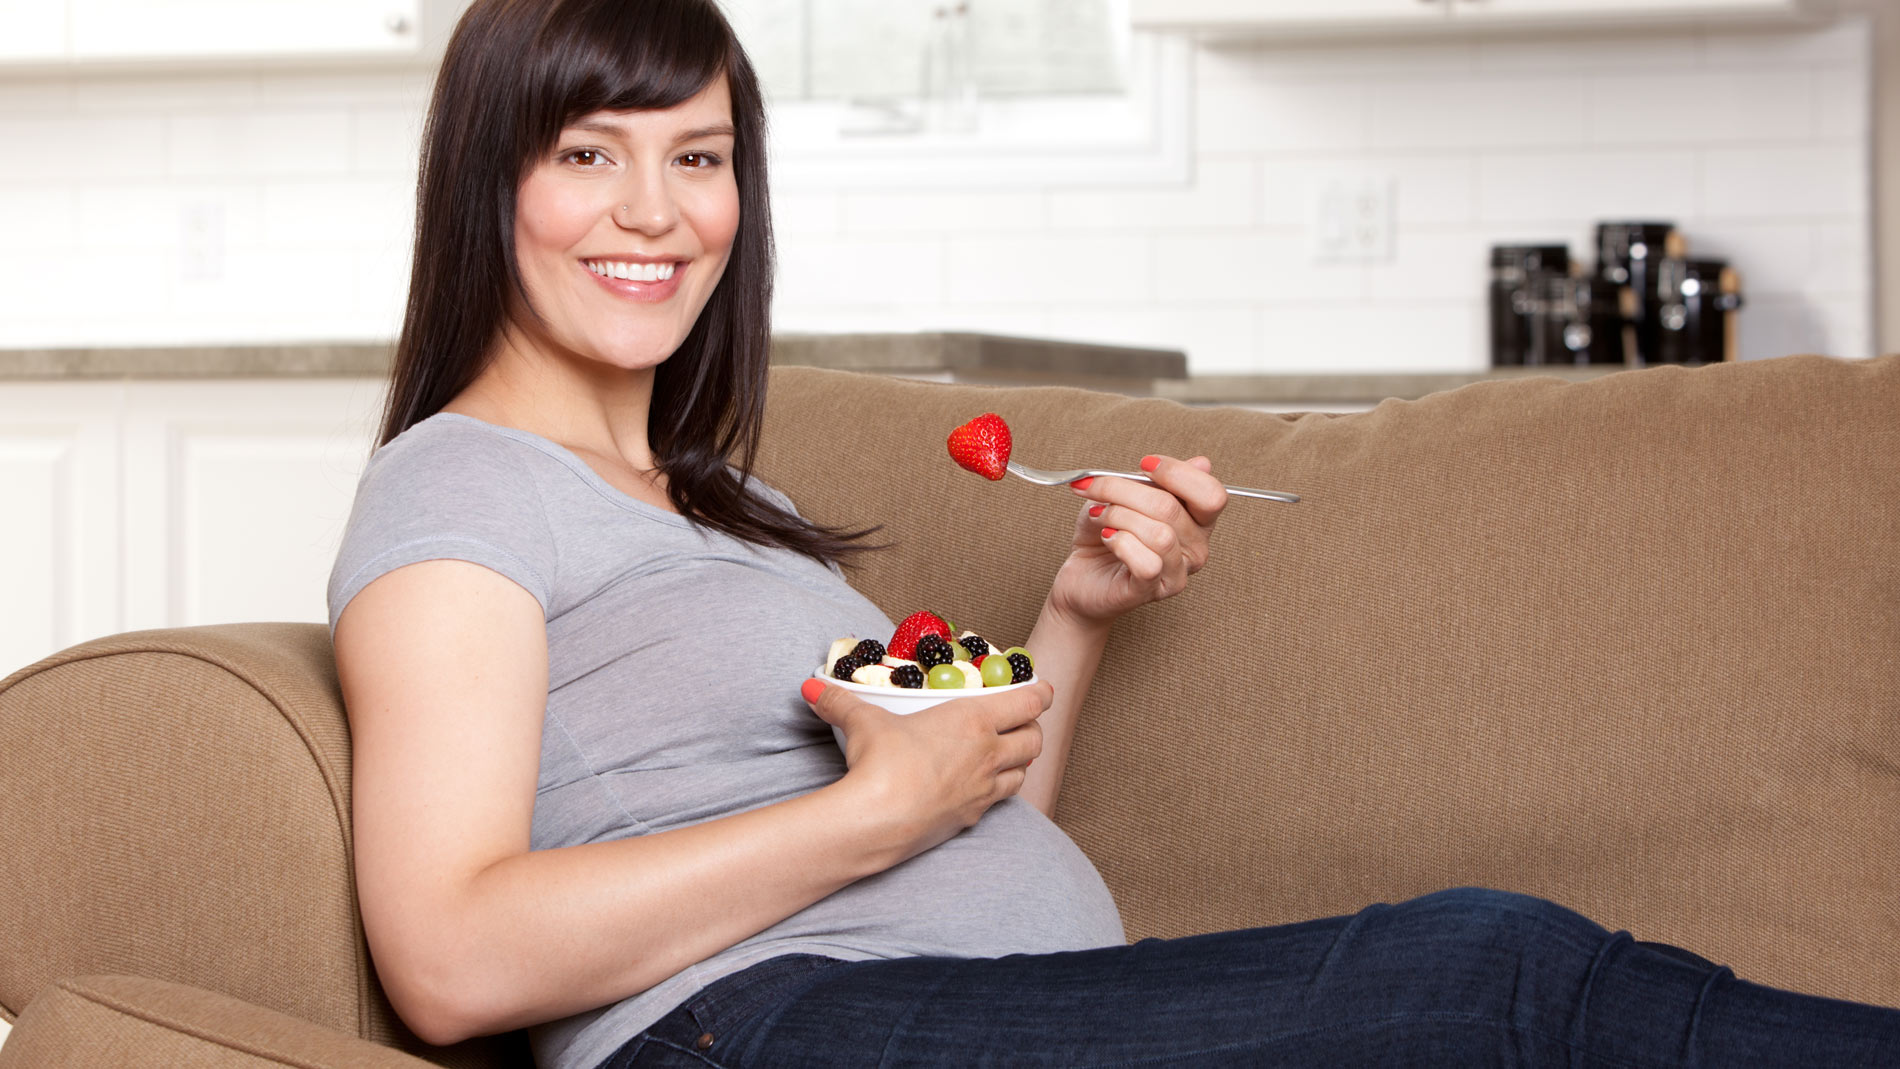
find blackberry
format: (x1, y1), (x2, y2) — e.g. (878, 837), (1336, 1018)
(915, 633), (953, 668)
(1007, 651), (1034, 684)
(851, 638), (887, 664)
(890, 664), (925, 689)
(831, 654), (867, 681)
(958, 634), (991, 660)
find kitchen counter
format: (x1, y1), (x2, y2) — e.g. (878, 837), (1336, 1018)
(0, 333), (1187, 392)
(0, 333), (1630, 403)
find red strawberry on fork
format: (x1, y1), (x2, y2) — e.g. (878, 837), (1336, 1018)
(947, 413), (1012, 481)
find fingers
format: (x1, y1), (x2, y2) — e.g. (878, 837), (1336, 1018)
(801, 677), (884, 731)
(1141, 454), (1228, 528)
(965, 679), (1053, 734)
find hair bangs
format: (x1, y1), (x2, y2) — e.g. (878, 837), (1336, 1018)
(523, 0), (732, 159)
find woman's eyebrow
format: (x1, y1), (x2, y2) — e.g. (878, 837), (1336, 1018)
(568, 118), (736, 143)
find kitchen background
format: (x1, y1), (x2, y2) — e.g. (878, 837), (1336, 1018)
(0, 0), (1888, 370)
(0, 0), (1894, 717)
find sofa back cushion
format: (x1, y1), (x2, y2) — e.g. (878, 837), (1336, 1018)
(756, 354), (1899, 1008)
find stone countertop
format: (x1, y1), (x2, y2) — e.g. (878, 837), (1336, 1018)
(0, 333), (1629, 402)
(0, 333), (1188, 391)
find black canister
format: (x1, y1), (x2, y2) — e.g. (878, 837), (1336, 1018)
(1595, 221), (1684, 365)
(1654, 259), (1743, 365)
(1490, 244), (1570, 367)
(1529, 275), (1633, 367)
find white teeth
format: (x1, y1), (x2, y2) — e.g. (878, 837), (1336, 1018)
(588, 260), (677, 283)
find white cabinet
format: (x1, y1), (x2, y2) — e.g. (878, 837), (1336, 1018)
(0, 0), (69, 61)
(1132, 0), (1807, 36)
(71, 0), (421, 61)
(0, 379), (386, 678)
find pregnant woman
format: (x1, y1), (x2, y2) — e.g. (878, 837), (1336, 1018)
(326, 1), (1900, 1065)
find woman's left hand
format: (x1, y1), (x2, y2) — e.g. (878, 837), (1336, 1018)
(1046, 454), (1229, 628)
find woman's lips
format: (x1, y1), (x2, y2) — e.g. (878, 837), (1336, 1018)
(582, 258), (685, 303)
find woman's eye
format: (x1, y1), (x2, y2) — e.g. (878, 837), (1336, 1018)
(679, 152), (722, 169)
(564, 149), (608, 167)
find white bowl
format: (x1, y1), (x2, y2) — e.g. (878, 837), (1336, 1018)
(812, 666), (1037, 750)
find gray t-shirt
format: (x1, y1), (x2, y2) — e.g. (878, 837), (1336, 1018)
(327, 413), (1125, 1069)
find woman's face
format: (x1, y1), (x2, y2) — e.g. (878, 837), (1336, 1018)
(509, 77), (740, 375)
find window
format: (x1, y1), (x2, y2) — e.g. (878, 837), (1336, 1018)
(720, 0), (1190, 190)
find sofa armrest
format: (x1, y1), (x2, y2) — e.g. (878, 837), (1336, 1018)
(0, 975), (435, 1068)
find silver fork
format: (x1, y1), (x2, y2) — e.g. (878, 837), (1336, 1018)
(1005, 461), (1300, 503)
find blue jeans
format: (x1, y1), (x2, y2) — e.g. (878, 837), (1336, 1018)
(604, 888), (1900, 1067)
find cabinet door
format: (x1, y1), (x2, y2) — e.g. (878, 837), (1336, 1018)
(0, 0), (70, 61)
(0, 384), (122, 678)
(1448, 0), (1800, 20)
(120, 379), (385, 635)
(1132, 0), (1449, 32)
(72, 0), (421, 61)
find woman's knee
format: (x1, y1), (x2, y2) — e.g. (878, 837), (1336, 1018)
(1382, 886), (1610, 961)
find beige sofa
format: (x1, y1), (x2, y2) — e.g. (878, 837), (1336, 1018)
(3, 355), (1896, 1067)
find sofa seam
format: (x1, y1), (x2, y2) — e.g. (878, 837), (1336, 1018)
(50, 977), (350, 1068)
(0, 637), (380, 1040)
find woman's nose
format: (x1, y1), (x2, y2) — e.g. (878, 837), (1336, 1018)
(613, 175), (679, 235)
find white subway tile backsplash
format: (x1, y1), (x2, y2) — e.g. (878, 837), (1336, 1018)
(1049, 159), (1257, 231)
(0, 16), (1873, 370)
(770, 190), (844, 237)
(1366, 76), (1589, 152)
(944, 234), (1149, 305)
(1588, 70), (1812, 146)
(1260, 155), (1476, 228)
(1257, 303), (1485, 374)
(1040, 303), (1257, 375)
(1152, 232), (1366, 305)
(1196, 79), (1367, 157)
(1815, 69), (1872, 142)
(1676, 221), (1816, 297)
(168, 110), (352, 179)
(0, 186), (78, 249)
(777, 235), (945, 308)
(262, 180), (413, 248)
(350, 107), (424, 175)
(842, 190), (1046, 235)
(74, 75), (258, 113)
(1368, 231), (1492, 304)
(1478, 150), (1697, 224)
(1698, 142), (1867, 220)
(1807, 221), (1873, 297)
(0, 116), (167, 181)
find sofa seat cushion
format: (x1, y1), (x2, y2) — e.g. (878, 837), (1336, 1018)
(0, 975), (434, 1068)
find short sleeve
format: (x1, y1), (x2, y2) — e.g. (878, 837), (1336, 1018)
(327, 426), (558, 637)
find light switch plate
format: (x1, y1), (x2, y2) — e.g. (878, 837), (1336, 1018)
(1310, 173), (1394, 263)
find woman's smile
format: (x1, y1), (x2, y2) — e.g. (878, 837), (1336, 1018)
(581, 256), (687, 302)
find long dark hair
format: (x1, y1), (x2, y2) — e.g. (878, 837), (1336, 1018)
(380, 0), (876, 565)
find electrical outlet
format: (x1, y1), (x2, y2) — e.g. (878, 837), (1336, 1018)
(1310, 173), (1393, 264)
(179, 201), (225, 283)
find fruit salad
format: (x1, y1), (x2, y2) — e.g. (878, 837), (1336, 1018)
(823, 610), (1035, 691)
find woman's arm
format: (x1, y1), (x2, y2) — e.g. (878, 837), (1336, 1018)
(1015, 455), (1230, 817)
(338, 559), (1046, 1045)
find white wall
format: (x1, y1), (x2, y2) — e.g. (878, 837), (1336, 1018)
(0, 17), (1874, 373)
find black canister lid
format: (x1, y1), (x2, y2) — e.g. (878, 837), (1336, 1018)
(1491, 244), (1570, 272)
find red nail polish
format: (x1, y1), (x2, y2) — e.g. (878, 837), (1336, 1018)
(1088, 504), (1105, 518)
(801, 678), (825, 703)
(1101, 527), (1118, 539)
(1071, 477), (1093, 490)
(1140, 455), (1160, 472)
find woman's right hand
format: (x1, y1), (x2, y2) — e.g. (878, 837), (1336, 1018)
(803, 678), (1051, 856)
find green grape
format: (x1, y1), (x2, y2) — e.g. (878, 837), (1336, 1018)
(980, 655), (1013, 688)
(925, 663), (966, 689)
(951, 640), (971, 662)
